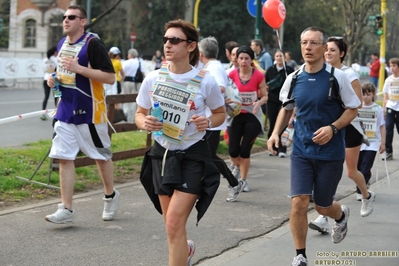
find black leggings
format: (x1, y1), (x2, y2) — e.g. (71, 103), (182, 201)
(228, 113), (261, 159)
(42, 80), (57, 110)
(205, 130), (238, 187)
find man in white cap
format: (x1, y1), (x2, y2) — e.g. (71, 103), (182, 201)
(108, 46), (124, 94)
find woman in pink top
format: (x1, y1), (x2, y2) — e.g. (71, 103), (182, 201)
(228, 45), (268, 192)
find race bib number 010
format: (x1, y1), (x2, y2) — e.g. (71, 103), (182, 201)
(152, 81), (196, 143)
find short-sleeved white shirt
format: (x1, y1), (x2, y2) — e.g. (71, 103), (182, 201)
(136, 64), (224, 150)
(383, 75), (399, 111)
(341, 65), (359, 83)
(360, 102), (385, 151)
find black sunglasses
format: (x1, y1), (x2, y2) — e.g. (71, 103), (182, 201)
(63, 15), (84, 21)
(162, 37), (193, 45)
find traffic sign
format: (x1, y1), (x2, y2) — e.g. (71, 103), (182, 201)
(247, 0), (267, 18)
(130, 32), (136, 42)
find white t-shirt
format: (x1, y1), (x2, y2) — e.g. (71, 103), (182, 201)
(360, 102), (385, 151)
(383, 75), (399, 111)
(203, 60), (228, 130)
(123, 58), (144, 77)
(136, 64), (224, 150)
(341, 65), (359, 83)
(340, 65), (366, 135)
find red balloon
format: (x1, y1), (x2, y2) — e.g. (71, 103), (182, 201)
(262, 0), (286, 29)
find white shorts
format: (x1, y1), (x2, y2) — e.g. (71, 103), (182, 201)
(50, 121), (112, 161)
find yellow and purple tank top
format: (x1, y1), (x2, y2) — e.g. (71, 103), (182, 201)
(55, 32), (108, 125)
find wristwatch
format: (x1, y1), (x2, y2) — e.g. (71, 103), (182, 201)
(207, 118), (213, 129)
(329, 124), (338, 135)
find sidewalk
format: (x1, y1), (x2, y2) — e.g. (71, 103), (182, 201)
(198, 170), (399, 266)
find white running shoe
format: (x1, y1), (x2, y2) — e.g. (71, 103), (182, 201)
(331, 205), (350, 244)
(356, 193), (362, 201)
(360, 191), (376, 217)
(102, 189), (120, 221)
(308, 215), (329, 234)
(231, 166), (241, 181)
(278, 152), (287, 158)
(226, 180), (244, 202)
(187, 240), (195, 266)
(291, 254), (308, 266)
(45, 203), (75, 224)
(241, 179), (249, 192)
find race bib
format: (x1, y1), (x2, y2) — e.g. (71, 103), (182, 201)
(388, 81), (399, 101)
(57, 48), (79, 87)
(56, 34), (91, 88)
(358, 107), (378, 141)
(240, 91), (257, 106)
(44, 59), (56, 73)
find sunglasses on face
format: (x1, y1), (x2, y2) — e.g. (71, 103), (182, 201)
(63, 15), (84, 21)
(162, 37), (192, 45)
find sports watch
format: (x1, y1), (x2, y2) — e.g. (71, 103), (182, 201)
(329, 124), (338, 135)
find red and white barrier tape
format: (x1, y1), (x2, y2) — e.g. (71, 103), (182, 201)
(0, 109), (55, 125)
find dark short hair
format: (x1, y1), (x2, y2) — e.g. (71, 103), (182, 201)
(67, 5), (87, 18)
(225, 41), (239, 53)
(237, 45), (254, 60)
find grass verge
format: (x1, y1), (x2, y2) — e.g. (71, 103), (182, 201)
(0, 130), (266, 210)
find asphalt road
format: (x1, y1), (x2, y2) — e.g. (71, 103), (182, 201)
(0, 86), (56, 148)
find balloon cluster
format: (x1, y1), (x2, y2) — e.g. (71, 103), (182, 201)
(262, 0), (286, 29)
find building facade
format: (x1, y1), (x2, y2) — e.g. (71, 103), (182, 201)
(1, 0), (72, 59)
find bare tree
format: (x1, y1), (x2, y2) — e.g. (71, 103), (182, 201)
(339, 0), (378, 65)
